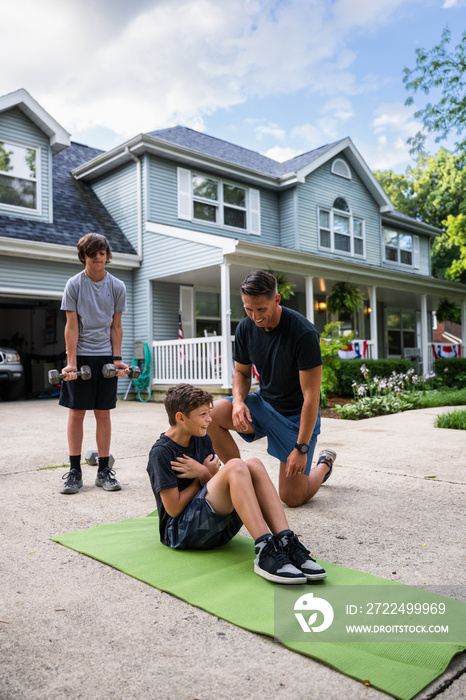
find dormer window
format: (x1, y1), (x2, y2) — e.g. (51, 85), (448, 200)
(318, 198), (364, 257)
(331, 158), (351, 179)
(0, 140), (39, 211)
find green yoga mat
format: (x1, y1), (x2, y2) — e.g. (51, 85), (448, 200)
(52, 514), (465, 700)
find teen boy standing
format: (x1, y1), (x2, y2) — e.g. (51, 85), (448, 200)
(147, 384), (327, 584)
(59, 232), (128, 494)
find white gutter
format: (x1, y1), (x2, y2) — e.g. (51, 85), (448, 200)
(0, 236), (141, 269)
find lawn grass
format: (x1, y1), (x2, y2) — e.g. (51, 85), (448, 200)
(434, 409), (466, 430)
(416, 388), (466, 408)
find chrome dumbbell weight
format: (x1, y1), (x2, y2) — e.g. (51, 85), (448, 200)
(102, 364), (141, 380)
(48, 365), (92, 385)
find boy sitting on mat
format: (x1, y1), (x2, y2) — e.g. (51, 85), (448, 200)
(146, 383), (327, 584)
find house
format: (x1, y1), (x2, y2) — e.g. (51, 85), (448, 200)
(1, 88), (465, 397)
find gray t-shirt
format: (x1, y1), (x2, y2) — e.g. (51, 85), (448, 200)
(61, 270), (127, 355)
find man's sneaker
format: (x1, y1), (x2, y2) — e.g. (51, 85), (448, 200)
(254, 535), (307, 584)
(95, 468), (121, 491)
(317, 448), (337, 483)
(60, 470), (83, 495)
(276, 530), (327, 581)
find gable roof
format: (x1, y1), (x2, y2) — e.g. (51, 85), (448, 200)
(0, 141), (136, 255)
(147, 126), (340, 178)
(0, 88), (70, 155)
(73, 125), (393, 208)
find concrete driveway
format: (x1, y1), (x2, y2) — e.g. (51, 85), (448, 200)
(1, 398), (465, 699)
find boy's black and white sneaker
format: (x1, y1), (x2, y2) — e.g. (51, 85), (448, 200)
(276, 530), (327, 580)
(60, 470), (83, 495)
(254, 535), (307, 584)
(95, 468), (121, 491)
(317, 448), (337, 484)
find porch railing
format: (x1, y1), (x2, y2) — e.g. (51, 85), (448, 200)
(153, 336), (235, 385)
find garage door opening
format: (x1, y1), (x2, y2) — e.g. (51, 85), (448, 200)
(0, 297), (65, 400)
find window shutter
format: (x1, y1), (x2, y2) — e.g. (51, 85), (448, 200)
(249, 189), (261, 235)
(413, 235), (420, 269)
(177, 168), (192, 220)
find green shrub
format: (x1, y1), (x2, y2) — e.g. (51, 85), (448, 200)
(435, 409), (466, 430)
(335, 392), (421, 420)
(337, 359), (414, 397)
(433, 358), (466, 389)
(320, 322), (355, 406)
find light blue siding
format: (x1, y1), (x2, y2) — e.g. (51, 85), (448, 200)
(298, 157), (381, 264)
(152, 281), (180, 340)
(279, 188), (297, 248)
(131, 230), (224, 346)
(0, 106), (51, 222)
(91, 162), (139, 252)
(142, 232), (223, 279)
(146, 156), (280, 245)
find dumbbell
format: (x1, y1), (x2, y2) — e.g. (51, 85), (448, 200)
(48, 365), (92, 385)
(102, 364), (141, 380)
(85, 450), (115, 469)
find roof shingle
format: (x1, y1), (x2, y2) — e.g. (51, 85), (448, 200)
(0, 142), (136, 254)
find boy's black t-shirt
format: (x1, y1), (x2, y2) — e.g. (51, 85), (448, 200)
(146, 432), (214, 545)
(233, 307), (322, 415)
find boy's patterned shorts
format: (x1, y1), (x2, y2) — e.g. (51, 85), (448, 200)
(166, 484), (243, 550)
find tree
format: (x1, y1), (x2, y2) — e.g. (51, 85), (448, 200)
(374, 149), (466, 283)
(403, 27), (466, 154)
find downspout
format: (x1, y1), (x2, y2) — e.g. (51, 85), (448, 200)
(125, 146), (143, 257)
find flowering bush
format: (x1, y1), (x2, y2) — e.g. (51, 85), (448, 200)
(334, 364), (436, 419)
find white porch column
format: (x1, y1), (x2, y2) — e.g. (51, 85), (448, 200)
(461, 298), (466, 355)
(420, 294), (429, 373)
(369, 286), (378, 359)
(220, 262), (233, 388)
(305, 276), (314, 324)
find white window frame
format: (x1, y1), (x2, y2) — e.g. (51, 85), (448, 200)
(177, 167), (260, 235)
(0, 138), (41, 214)
(383, 228), (420, 269)
(318, 202), (365, 258)
(331, 158), (351, 179)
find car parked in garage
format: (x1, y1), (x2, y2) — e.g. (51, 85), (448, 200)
(0, 346), (24, 401)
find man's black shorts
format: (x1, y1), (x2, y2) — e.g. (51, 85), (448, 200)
(59, 355), (118, 410)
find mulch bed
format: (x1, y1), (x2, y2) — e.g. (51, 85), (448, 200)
(321, 396), (354, 419)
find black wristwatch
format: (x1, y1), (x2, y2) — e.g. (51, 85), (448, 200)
(295, 443), (310, 454)
(112, 356), (122, 361)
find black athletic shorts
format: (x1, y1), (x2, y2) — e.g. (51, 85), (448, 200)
(59, 355), (118, 411)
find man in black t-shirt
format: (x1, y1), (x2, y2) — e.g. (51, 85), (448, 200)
(209, 270), (336, 508)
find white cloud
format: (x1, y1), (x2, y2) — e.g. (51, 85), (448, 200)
(363, 102), (419, 169)
(0, 0), (412, 141)
(442, 0), (466, 7)
(262, 146), (302, 162)
(254, 123), (286, 141)
(322, 97), (354, 122)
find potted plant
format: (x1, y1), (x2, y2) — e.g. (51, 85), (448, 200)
(326, 282), (364, 315)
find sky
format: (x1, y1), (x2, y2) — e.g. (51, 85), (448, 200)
(1, 0), (465, 173)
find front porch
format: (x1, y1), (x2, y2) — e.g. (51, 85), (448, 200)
(145, 235), (466, 390)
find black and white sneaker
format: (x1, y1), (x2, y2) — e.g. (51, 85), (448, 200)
(276, 530), (327, 580)
(254, 535), (307, 584)
(95, 468), (121, 491)
(60, 470), (83, 495)
(317, 448), (337, 484)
